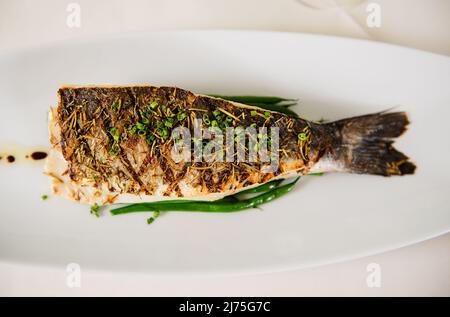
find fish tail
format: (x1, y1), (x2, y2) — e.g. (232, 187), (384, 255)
(325, 111), (416, 176)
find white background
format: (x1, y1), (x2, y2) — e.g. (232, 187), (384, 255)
(0, 0), (449, 296)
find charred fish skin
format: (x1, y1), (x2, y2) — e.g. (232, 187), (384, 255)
(48, 85), (415, 204)
(55, 86), (314, 200)
(321, 111), (416, 176)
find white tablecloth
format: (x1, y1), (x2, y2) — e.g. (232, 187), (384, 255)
(0, 0), (449, 296)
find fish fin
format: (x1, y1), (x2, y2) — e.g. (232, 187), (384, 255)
(326, 111), (416, 176)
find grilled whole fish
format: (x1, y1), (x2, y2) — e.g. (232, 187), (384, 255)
(46, 85), (416, 205)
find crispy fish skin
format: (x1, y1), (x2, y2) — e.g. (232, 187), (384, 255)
(46, 85), (415, 205)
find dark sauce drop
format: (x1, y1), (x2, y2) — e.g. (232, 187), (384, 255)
(6, 155), (15, 163)
(30, 151), (48, 160)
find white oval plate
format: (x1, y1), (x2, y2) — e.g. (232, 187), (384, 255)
(0, 31), (449, 275)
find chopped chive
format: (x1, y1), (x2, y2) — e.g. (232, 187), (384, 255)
(203, 114), (211, 125)
(40, 194), (49, 201)
(129, 125), (138, 135)
(157, 127), (169, 139)
(136, 122), (145, 130)
(298, 133), (307, 141)
(146, 134), (155, 143)
(109, 143), (120, 156)
(165, 118), (174, 128)
(111, 98), (120, 112)
(177, 112), (187, 121)
(109, 127), (120, 141)
(90, 203), (101, 217)
(147, 211), (160, 224)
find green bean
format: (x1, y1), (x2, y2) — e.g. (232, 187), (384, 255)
(151, 180), (284, 204)
(251, 104), (299, 117)
(146, 195), (238, 205)
(208, 95), (295, 105)
(110, 178), (299, 215)
(210, 95), (299, 117)
(244, 102), (297, 108)
(236, 179), (284, 195)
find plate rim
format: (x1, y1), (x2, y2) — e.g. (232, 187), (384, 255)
(1, 29), (449, 275)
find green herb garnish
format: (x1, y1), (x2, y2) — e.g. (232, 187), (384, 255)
(109, 127), (120, 141)
(164, 118), (174, 128)
(109, 143), (120, 156)
(202, 114), (211, 125)
(136, 122), (145, 130)
(90, 203), (101, 217)
(157, 127), (169, 139)
(298, 133), (307, 141)
(111, 98), (120, 112)
(146, 134), (155, 143)
(147, 211), (160, 225)
(177, 111), (187, 121)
